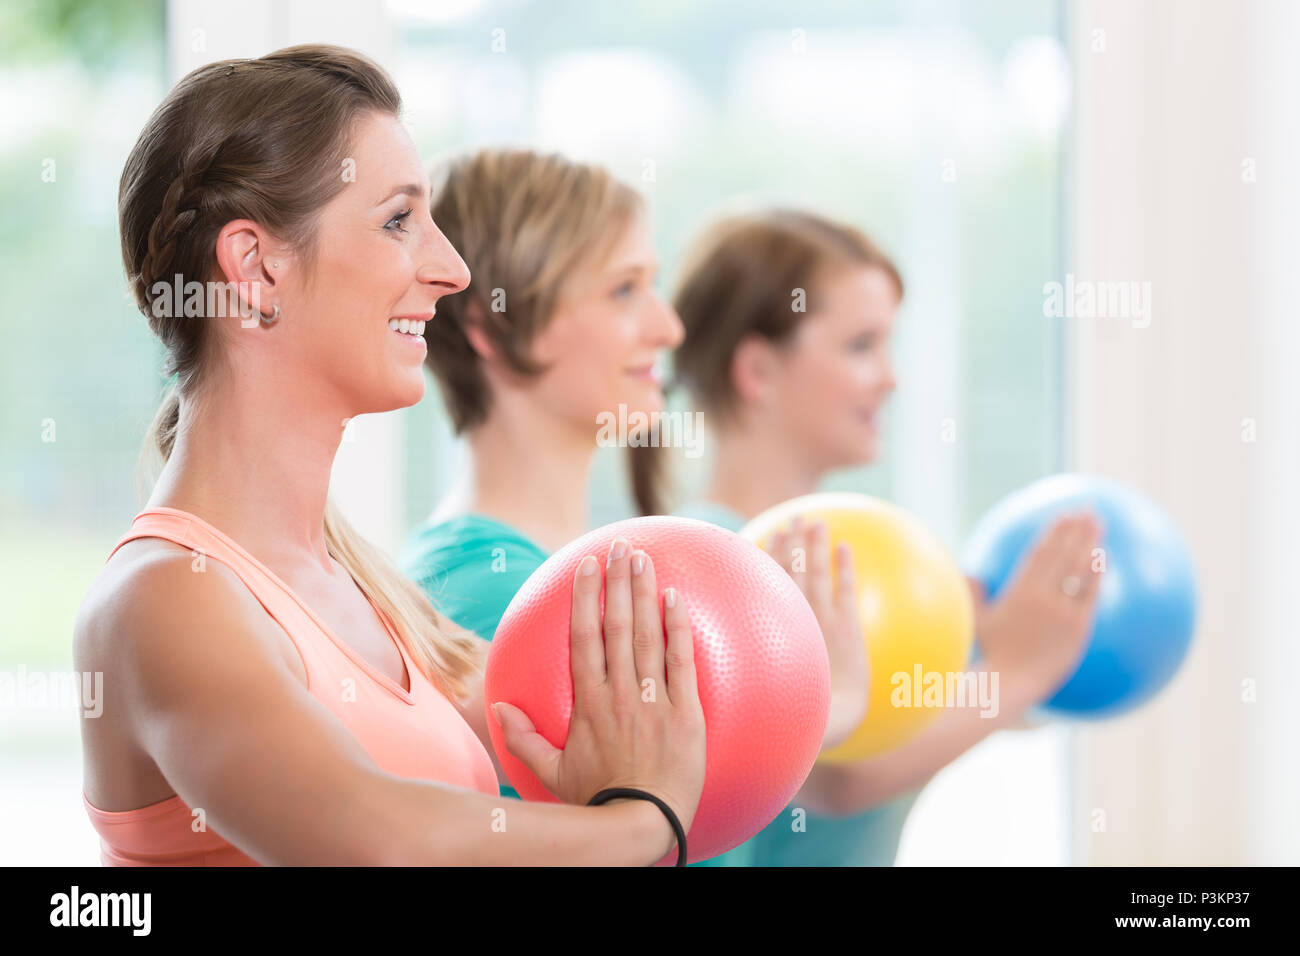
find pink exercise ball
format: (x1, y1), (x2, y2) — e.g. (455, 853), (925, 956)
(485, 516), (830, 864)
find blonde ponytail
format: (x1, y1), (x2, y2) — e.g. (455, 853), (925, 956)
(323, 503), (481, 702)
(136, 385), (181, 505)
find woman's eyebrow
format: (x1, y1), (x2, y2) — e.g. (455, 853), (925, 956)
(604, 259), (659, 279)
(374, 183), (428, 206)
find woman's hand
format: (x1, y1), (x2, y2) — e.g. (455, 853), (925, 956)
(969, 511), (1105, 709)
(491, 538), (707, 855)
(793, 512), (1107, 818)
(769, 517), (869, 750)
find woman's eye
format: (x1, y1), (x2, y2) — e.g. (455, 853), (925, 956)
(385, 208), (414, 233)
(850, 334), (878, 351)
(612, 279), (637, 299)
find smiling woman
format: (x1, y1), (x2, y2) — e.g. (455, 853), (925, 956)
(399, 145), (689, 815)
(403, 149), (684, 566)
(115, 47), (474, 702)
(72, 44), (707, 867)
(240, 109), (469, 413)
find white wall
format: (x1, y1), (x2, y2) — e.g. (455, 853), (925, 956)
(1068, 0), (1299, 865)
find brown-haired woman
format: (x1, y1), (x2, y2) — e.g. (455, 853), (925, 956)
(639, 208), (1103, 866)
(399, 152), (870, 866)
(74, 45), (705, 866)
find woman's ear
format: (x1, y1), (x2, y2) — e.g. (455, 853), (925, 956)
(461, 298), (498, 362)
(213, 219), (290, 320)
(731, 332), (778, 408)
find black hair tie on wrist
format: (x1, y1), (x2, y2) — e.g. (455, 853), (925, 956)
(588, 788), (687, 867)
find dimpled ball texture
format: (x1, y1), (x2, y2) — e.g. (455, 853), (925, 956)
(484, 516), (830, 865)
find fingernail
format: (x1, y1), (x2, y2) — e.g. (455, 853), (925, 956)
(579, 555), (598, 576)
(490, 702), (502, 721)
(608, 539), (628, 565)
(664, 587), (677, 608)
(631, 551), (646, 575)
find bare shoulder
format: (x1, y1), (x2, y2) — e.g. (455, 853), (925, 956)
(74, 538), (302, 694)
(76, 538), (351, 823)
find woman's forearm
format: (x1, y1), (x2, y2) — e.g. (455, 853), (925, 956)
(354, 769), (676, 866)
(799, 664), (1040, 816)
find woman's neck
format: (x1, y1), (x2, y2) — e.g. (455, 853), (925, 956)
(440, 395), (596, 554)
(146, 372), (348, 577)
(703, 418), (825, 523)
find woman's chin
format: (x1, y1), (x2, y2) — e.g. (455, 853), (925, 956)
(368, 375), (426, 413)
(620, 383), (666, 416)
(856, 436), (880, 465)
(396, 379), (426, 410)
(835, 433), (879, 468)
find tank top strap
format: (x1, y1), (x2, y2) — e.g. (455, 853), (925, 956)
(109, 508), (214, 562)
(108, 506), (417, 704)
(107, 507), (303, 629)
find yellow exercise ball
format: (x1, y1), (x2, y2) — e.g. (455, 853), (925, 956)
(741, 492), (974, 762)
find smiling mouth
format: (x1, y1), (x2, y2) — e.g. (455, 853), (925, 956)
(626, 364), (662, 383)
(389, 318), (426, 335)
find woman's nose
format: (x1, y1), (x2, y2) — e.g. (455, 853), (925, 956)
(882, 360), (898, 393)
(419, 225), (471, 295)
(656, 296), (685, 348)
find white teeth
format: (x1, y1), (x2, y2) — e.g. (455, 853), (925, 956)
(389, 318), (426, 335)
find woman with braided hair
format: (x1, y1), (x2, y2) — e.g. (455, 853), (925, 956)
(73, 44), (706, 866)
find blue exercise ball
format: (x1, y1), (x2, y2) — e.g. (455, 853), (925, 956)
(962, 474), (1197, 717)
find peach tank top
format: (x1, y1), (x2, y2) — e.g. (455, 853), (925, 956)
(83, 507), (500, 865)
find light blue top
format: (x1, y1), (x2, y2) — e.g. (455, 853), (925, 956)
(401, 513), (550, 645)
(675, 499), (919, 866)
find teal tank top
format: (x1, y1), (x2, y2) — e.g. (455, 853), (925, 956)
(674, 499), (919, 866)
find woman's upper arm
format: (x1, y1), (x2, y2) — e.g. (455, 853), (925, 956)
(101, 549), (400, 864)
(78, 547), (674, 866)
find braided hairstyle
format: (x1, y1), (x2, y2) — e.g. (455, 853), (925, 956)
(121, 45), (400, 429)
(118, 44), (482, 700)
